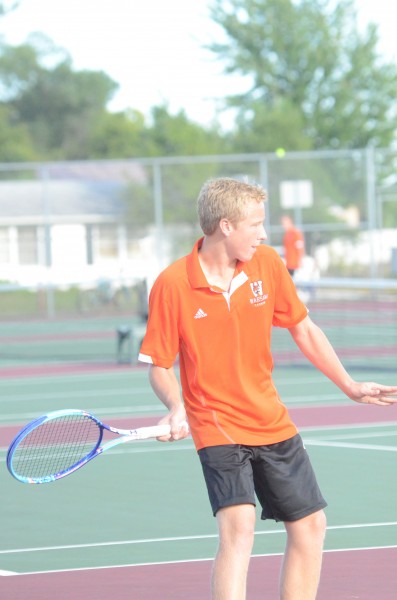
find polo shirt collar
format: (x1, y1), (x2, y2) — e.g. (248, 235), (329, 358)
(186, 237), (246, 289)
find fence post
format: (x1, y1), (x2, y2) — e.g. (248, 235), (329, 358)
(365, 145), (378, 279)
(40, 166), (55, 318)
(153, 160), (165, 273)
(259, 155), (270, 242)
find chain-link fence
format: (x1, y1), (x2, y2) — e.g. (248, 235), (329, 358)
(0, 148), (396, 319)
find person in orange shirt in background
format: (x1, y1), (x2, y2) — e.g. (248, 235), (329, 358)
(138, 178), (397, 600)
(281, 214), (305, 277)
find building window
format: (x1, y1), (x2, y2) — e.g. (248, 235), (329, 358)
(18, 226), (38, 265)
(0, 227), (9, 263)
(96, 225), (118, 260)
(125, 226), (140, 258)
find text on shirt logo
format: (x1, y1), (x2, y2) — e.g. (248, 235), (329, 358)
(249, 280), (268, 306)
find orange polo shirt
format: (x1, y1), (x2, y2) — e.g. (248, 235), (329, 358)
(138, 239), (308, 451)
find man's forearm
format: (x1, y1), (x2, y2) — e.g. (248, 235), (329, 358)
(289, 317), (354, 395)
(148, 364), (183, 411)
(148, 365), (188, 440)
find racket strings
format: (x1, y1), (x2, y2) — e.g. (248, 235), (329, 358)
(12, 414), (101, 479)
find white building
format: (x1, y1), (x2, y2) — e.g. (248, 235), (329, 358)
(0, 175), (160, 287)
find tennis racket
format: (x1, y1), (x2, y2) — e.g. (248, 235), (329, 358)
(7, 409), (188, 484)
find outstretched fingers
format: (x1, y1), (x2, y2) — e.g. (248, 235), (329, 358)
(357, 383), (397, 406)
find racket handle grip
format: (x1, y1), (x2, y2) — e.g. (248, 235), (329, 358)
(156, 420), (189, 436)
(136, 421), (189, 440)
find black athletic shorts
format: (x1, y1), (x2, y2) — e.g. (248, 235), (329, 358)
(198, 434), (327, 522)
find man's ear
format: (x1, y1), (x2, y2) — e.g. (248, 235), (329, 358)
(219, 218), (233, 236)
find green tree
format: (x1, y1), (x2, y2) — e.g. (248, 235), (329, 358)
(146, 106), (229, 226)
(0, 34), (118, 159)
(123, 105), (229, 235)
(0, 32), (232, 161)
(87, 102), (230, 161)
(0, 104), (36, 161)
(232, 98), (313, 152)
(87, 109), (157, 159)
(147, 104), (228, 157)
(208, 0), (397, 150)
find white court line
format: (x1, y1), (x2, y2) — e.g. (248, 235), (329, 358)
(0, 441), (193, 460)
(6, 401), (397, 426)
(0, 370), (139, 386)
(0, 387), (152, 404)
(309, 429), (397, 441)
(0, 387), (154, 402)
(0, 389), (345, 406)
(285, 394), (345, 404)
(299, 421), (397, 433)
(0, 371), (317, 387)
(0, 439), (194, 460)
(1, 423), (396, 458)
(2, 545), (397, 577)
(1, 521), (396, 556)
(0, 404), (164, 424)
(305, 439), (397, 451)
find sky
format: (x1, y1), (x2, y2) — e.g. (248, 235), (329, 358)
(1, 0), (396, 128)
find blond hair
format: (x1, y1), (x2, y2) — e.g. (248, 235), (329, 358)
(197, 177), (267, 235)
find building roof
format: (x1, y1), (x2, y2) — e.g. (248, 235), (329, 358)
(0, 179), (125, 225)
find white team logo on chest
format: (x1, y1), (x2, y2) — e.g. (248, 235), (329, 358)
(249, 280), (268, 306)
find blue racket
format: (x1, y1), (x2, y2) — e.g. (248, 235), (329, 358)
(7, 409), (187, 484)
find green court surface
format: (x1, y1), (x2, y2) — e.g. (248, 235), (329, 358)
(1, 365), (396, 577)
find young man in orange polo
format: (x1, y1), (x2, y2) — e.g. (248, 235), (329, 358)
(138, 177), (397, 600)
(281, 214), (305, 277)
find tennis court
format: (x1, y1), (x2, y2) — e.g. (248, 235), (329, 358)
(0, 346), (396, 599)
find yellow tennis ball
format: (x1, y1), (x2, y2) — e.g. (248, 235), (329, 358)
(275, 147), (286, 157)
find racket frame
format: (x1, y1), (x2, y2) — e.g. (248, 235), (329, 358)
(6, 409), (173, 484)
